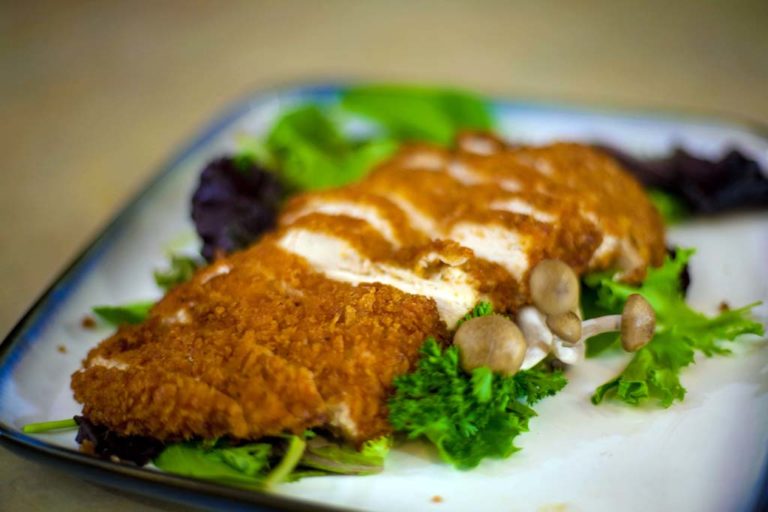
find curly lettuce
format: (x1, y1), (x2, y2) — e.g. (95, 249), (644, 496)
(586, 248), (764, 407)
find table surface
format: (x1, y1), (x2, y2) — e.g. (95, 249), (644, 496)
(1, 1), (767, 510)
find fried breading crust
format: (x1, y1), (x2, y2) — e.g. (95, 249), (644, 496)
(72, 242), (444, 442)
(72, 137), (665, 444)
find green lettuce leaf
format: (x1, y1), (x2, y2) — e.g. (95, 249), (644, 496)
(154, 441), (271, 488)
(299, 436), (391, 475)
(586, 248), (764, 406)
(341, 85), (494, 145)
(647, 189), (690, 225)
(92, 301), (154, 326)
(154, 436), (307, 489)
(388, 338), (566, 469)
(592, 330), (693, 406)
(153, 254), (202, 292)
(264, 105), (398, 191)
(239, 86), (494, 192)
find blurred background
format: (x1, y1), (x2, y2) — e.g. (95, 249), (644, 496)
(1, 0), (766, 509)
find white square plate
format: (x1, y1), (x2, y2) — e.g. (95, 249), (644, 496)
(1, 84), (767, 512)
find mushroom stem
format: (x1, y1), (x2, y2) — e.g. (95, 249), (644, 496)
(574, 294), (656, 351)
(516, 306), (555, 370)
(516, 306), (553, 348)
(580, 315), (622, 341)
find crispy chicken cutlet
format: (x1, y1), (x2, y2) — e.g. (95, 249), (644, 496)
(72, 133), (665, 445)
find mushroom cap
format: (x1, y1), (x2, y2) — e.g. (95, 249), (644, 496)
(547, 311), (582, 344)
(620, 294), (656, 351)
(529, 259), (580, 316)
(454, 314), (528, 376)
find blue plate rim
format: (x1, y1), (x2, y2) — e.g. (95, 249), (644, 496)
(1, 81), (767, 511)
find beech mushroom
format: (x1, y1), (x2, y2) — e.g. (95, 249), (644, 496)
(529, 259), (580, 316)
(514, 291), (657, 369)
(546, 311), (582, 344)
(620, 294), (657, 351)
(516, 306), (587, 367)
(579, 293), (656, 351)
(454, 314), (528, 376)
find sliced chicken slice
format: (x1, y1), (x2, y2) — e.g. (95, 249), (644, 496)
(278, 228), (481, 328)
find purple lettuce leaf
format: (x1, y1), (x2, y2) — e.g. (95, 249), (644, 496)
(599, 146), (768, 214)
(75, 416), (165, 466)
(191, 157), (283, 261)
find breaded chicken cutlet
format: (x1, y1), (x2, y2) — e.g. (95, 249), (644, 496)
(72, 133), (666, 445)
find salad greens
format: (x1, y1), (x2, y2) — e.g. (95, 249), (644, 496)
(647, 189), (690, 225)
(237, 85), (494, 193)
(154, 440), (273, 488)
(74, 415), (165, 466)
(341, 85), (493, 145)
(260, 104), (398, 191)
(585, 249), (764, 406)
(191, 157), (284, 261)
(599, 145), (768, 217)
(153, 434), (389, 487)
(388, 338), (567, 469)
(262, 436), (307, 489)
(90, 255), (202, 328)
(300, 436), (390, 475)
(22, 418), (77, 434)
(153, 255), (202, 292)
(92, 301), (154, 327)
